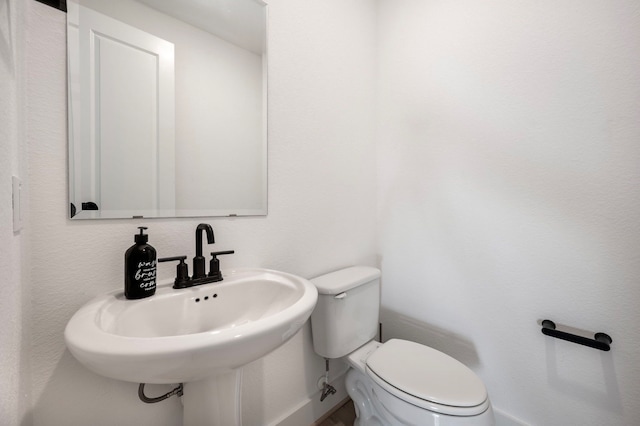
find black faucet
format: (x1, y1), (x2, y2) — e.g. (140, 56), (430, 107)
(159, 224), (234, 289)
(193, 223), (215, 279)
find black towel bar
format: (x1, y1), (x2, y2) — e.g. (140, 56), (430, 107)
(541, 320), (612, 351)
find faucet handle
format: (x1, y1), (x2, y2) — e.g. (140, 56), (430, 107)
(210, 250), (235, 256)
(208, 250), (235, 281)
(159, 256), (190, 289)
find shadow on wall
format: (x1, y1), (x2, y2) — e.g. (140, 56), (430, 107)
(380, 309), (624, 421)
(380, 307), (481, 369)
(241, 323), (348, 426)
(544, 337), (623, 415)
(31, 350), (182, 426)
(0, 0), (14, 71)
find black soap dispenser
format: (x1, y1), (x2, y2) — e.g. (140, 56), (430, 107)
(124, 227), (157, 299)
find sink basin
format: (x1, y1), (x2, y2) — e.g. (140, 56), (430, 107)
(65, 268), (318, 384)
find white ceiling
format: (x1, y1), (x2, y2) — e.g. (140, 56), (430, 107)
(135, 0), (266, 53)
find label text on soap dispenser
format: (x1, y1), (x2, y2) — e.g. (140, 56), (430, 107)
(136, 260), (157, 290)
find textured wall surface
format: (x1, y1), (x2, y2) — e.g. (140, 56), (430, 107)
(377, 0), (640, 425)
(24, 0), (376, 425)
(0, 0), (29, 424)
(15, 0), (640, 425)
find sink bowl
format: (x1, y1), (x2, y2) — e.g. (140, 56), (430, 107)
(65, 268), (318, 384)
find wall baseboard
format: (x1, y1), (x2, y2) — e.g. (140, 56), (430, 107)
(495, 408), (530, 426)
(268, 373), (527, 426)
(269, 373), (348, 426)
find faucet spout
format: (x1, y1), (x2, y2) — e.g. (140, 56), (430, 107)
(195, 223), (215, 257)
(193, 224), (215, 278)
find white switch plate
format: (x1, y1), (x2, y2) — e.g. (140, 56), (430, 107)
(12, 176), (23, 232)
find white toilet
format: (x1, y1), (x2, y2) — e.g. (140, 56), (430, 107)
(310, 266), (495, 426)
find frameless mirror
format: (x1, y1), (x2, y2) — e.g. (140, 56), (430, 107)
(67, 0), (267, 219)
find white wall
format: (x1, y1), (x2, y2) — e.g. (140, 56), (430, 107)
(24, 0), (376, 425)
(377, 0), (640, 425)
(18, 0), (640, 425)
(0, 0), (30, 424)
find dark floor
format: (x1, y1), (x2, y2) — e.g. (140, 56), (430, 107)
(317, 399), (356, 426)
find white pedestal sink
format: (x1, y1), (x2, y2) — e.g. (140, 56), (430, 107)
(65, 268), (318, 425)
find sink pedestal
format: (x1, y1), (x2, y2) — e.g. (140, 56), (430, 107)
(182, 369), (243, 426)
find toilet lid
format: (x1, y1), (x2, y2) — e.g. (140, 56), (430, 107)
(365, 339), (488, 411)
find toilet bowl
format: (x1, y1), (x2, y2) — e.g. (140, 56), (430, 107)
(310, 266), (495, 426)
(344, 340), (494, 425)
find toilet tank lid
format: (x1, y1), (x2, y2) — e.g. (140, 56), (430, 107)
(311, 266), (381, 295)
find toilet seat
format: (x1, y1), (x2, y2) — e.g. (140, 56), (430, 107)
(365, 339), (490, 416)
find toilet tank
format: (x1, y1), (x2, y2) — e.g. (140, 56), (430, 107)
(310, 266), (381, 359)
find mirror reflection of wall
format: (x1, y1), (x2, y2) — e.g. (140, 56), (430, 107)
(68, 0), (267, 219)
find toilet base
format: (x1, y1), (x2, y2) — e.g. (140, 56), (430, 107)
(345, 368), (495, 426)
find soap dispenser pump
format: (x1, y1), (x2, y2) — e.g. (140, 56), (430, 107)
(124, 226), (157, 299)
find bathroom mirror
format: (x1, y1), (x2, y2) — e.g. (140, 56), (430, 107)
(67, 0), (267, 219)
